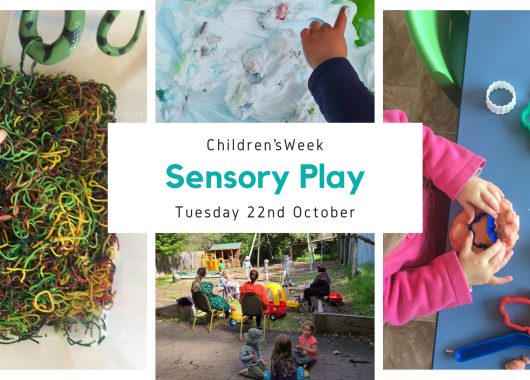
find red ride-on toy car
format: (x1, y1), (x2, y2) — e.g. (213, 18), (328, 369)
(264, 283), (288, 321)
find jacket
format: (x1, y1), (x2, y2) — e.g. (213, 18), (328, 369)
(239, 342), (262, 367)
(308, 57), (374, 123)
(309, 272), (331, 296)
(239, 281), (269, 313)
(383, 110), (484, 325)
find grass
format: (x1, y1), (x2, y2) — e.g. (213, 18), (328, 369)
(163, 290), (183, 299)
(345, 264), (374, 316)
(156, 274), (173, 286)
(294, 253), (337, 263)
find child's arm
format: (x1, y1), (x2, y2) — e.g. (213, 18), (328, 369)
(298, 343), (318, 354)
(239, 346), (253, 362)
(301, 7), (374, 123)
(384, 233), (512, 325)
(384, 109), (501, 222)
(383, 252), (471, 325)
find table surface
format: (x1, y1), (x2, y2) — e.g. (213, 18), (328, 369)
(432, 10), (530, 369)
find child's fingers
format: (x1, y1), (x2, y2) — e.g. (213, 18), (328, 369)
(487, 275), (513, 286)
(309, 20), (322, 32)
(480, 240), (504, 261)
(461, 202), (475, 223)
(300, 28), (311, 42)
(488, 182), (504, 199)
(462, 231), (475, 254)
(482, 191), (500, 214)
(494, 249), (513, 274)
(475, 197), (498, 218)
(488, 184), (503, 204)
(334, 6), (348, 32)
(488, 242), (508, 267)
(0, 129), (6, 144)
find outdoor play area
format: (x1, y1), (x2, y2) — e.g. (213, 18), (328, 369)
(155, 233), (374, 380)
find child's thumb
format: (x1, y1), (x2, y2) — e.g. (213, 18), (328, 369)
(463, 231), (475, 253)
(461, 202), (475, 223)
(334, 6), (349, 33)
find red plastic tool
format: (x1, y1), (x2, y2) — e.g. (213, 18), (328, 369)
(500, 296), (530, 334)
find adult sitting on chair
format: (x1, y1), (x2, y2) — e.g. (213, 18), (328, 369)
(191, 267), (231, 318)
(300, 264), (331, 310)
(239, 270), (269, 329)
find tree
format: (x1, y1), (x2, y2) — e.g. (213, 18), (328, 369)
(218, 233), (256, 256)
(155, 233), (188, 257)
(184, 233), (223, 252)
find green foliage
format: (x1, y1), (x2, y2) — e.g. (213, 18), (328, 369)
(294, 253), (337, 263)
(345, 263), (374, 316)
(155, 274), (173, 286)
(183, 233), (223, 252)
(155, 233), (188, 257)
(155, 233), (326, 263)
(163, 290), (183, 299)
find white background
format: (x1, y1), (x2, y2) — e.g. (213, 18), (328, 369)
(108, 123), (423, 233)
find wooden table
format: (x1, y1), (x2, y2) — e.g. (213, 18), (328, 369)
(432, 11), (530, 370)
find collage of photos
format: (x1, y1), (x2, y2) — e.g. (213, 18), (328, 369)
(0, 2), (529, 379)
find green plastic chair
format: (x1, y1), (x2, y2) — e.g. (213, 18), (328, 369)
(403, 10), (469, 108)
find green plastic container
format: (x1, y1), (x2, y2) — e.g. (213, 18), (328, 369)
(349, 0), (374, 47)
(403, 10), (469, 108)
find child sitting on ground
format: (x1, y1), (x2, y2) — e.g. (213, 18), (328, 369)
(220, 269), (240, 296)
(264, 335), (305, 380)
(239, 328), (269, 379)
(263, 259), (269, 281)
(294, 322), (318, 367)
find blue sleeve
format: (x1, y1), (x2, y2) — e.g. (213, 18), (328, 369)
(308, 57), (374, 123)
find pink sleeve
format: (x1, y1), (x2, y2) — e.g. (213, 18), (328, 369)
(383, 110), (485, 200)
(383, 251), (472, 325)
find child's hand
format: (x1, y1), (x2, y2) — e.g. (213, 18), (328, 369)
(458, 232), (513, 286)
(456, 176), (504, 223)
(250, 353), (257, 360)
(300, 6), (349, 70)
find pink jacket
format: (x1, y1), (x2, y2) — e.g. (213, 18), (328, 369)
(383, 110), (485, 325)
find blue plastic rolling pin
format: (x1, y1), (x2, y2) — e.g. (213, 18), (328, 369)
(455, 333), (530, 362)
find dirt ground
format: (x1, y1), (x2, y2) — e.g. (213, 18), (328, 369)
(156, 319), (374, 380)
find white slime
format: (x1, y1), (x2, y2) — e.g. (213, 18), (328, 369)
(156, 0), (374, 123)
